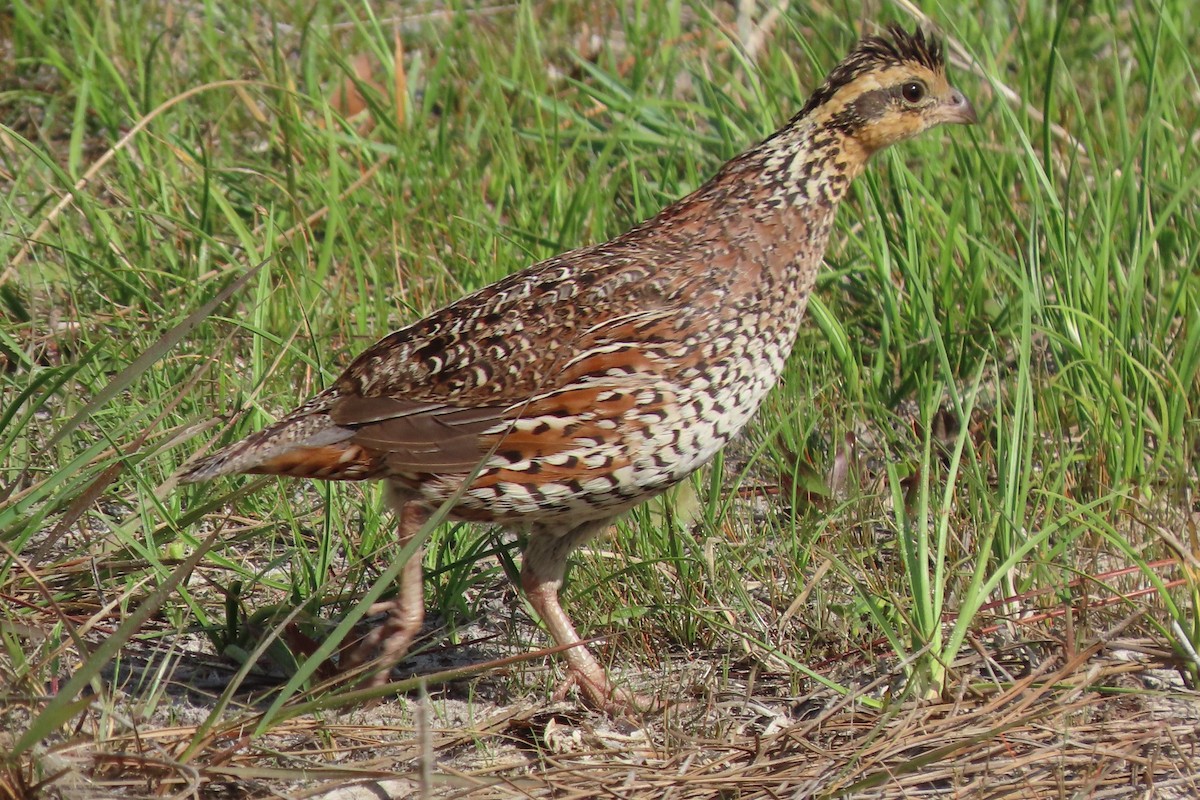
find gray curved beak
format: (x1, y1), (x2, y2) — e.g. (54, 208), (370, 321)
(943, 88), (978, 125)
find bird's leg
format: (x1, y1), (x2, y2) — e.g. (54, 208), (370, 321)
(340, 488), (430, 688)
(521, 519), (659, 714)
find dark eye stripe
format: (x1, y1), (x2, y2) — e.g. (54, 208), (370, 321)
(848, 87), (891, 119)
(823, 81), (929, 133)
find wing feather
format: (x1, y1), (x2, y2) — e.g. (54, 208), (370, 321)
(330, 395), (508, 473)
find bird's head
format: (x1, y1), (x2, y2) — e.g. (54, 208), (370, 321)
(803, 25), (977, 155)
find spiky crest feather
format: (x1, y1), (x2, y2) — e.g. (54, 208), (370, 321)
(799, 24), (945, 118)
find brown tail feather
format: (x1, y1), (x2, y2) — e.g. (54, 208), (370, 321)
(178, 389), (379, 482)
(248, 443), (382, 480)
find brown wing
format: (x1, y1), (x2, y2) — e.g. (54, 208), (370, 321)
(314, 230), (692, 471)
(180, 252), (702, 486)
(327, 304), (687, 476)
(333, 235), (690, 404)
(329, 395), (510, 473)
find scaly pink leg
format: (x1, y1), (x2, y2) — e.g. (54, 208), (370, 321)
(340, 491), (430, 687)
(521, 519), (660, 714)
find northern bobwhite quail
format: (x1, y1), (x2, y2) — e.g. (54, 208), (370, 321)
(181, 24), (976, 712)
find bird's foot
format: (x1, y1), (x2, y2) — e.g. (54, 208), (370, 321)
(553, 667), (663, 716)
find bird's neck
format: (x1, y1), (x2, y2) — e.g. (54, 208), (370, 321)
(616, 115), (874, 316)
(644, 116), (871, 238)
(729, 117), (871, 214)
(652, 117), (872, 328)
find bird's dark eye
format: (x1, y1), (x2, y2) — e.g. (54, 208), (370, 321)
(900, 81), (927, 105)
